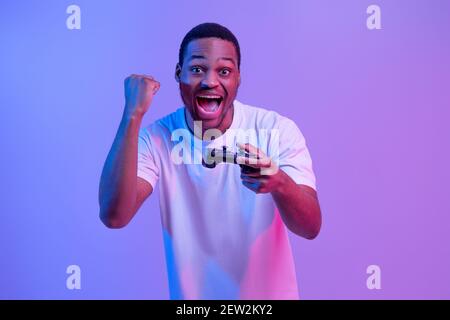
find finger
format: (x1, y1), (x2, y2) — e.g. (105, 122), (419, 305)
(141, 76), (156, 83)
(152, 81), (161, 93)
(236, 155), (259, 167)
(237, 156), (272, 168)
(143, 76), (156, 83)
(237, 142), (257, 153)
(241, 172), (268, 182)
(237, 143), (267, 159)
(236, 142), (248, 151)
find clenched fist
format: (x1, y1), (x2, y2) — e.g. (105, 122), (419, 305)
(124, 74), (160, 119)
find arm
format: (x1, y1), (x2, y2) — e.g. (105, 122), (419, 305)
(98, 74), (160, 228)
(271, 172), (321, 239)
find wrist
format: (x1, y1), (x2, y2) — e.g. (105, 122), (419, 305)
(271, 169), (289, 196)
(122, 106), (145, 124)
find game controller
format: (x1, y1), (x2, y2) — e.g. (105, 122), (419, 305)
(202, 146), (260, 174)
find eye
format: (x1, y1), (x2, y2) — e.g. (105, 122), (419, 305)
(190, 66), (203, 74)
(220, 68), (231, 76)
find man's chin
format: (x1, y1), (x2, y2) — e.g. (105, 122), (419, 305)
(193, 116), (222, 131)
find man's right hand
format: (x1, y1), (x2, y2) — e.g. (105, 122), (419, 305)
(124, 74), (160, 119)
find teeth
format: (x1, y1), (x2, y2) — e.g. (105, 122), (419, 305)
(197, 95), (222, 99)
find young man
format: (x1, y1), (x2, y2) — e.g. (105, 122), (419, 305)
(99, 23), (321, 299)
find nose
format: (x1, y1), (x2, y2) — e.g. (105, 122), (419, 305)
(200, 71), (219, 89)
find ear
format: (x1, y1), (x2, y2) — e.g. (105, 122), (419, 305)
(175, 63), (181, 83)
(237, 73), (241, 86)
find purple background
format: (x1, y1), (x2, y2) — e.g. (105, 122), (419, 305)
(1, 0), (449, 299)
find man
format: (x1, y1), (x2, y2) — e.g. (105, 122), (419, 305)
(99, 23), (321, 299)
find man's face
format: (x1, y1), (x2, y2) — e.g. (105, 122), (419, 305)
(176, 37), (241, 131)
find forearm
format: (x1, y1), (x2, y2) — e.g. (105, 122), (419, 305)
(98, 110), (142, 227)
(271, 170), (322, 239)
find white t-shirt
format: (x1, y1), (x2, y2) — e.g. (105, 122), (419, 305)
(137, 99), (316, 299)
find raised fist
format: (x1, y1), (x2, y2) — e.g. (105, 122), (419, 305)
(124, 74), (160, 118)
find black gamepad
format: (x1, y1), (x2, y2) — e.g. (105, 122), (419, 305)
(202, 146), (260, 173)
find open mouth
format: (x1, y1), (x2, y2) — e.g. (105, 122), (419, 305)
(195, 95), (223, 114)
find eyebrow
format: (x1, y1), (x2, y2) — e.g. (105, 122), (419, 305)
(188, 55), (236, 64)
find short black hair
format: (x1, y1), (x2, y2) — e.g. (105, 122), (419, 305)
(178, 22), (241, 70)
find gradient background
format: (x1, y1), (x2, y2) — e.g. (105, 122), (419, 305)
(1, 0), (449, 299)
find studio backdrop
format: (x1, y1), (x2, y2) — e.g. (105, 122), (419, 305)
(1, 0), (449, 299)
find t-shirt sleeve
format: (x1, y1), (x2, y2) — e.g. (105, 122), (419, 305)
(137, 127), (160, 189)
(271, 118), (317, 190)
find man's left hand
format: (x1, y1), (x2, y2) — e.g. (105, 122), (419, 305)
(237, 143), (286, 194)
